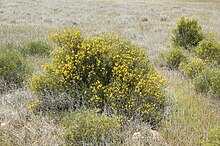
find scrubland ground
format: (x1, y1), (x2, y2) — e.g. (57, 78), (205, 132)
(0, 0), (220, 145)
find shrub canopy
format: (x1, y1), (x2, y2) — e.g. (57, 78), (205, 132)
(179, 57), (206, 78)
(194, 38), (220, 64)
(193, 68), (220, 98)
(172, 17), (203, 49)
(161, 47), (187, 69)
(31, 28), (165, 124)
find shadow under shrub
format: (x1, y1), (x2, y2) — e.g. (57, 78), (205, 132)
(30, 28), (165, 125)
(0, 43), (32, 92)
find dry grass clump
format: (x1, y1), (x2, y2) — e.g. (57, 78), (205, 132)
(0, 89), (167, 146)
(0, 89), (64, 146)
(159, 70), (220, 146)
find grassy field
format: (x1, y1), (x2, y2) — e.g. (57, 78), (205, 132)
(0, 0), (220, 145)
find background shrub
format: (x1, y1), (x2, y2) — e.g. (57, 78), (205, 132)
(172, 16), (203, 49)
(21, 39), (53, 56)
(161, 47), (187, 69)
(194, 38), (220, 64)
(62, 110), (121, 145)
(179, 57), (206, 78)
(0, 43), (31, 91)
(30, 28), (165, 125)
(193, 68), (220, 98)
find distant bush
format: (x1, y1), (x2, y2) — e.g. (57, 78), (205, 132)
(161, 47), (188, 69)
(179, 57), (206, 78)
(172, 17), (203, 49)
(62, 110), (121, 145)
(193, 68), (220, 98)
(21, 39), (53, 56)
(0, 43), (31, 91)
(201, 126), (220, 146)
(194, 38), (220, 64)
(30, 28), (165, 124)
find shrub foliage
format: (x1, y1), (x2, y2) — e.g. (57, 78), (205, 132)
(193, 68), (220, 98)
(0, 44), (31, 91)
(63, 110), (121, 145)
(162, 16), (220, 98)
(21, 39), (53, 56)
(194, 38), (220, 64)
(161, 47), (187, 69)
(179, 57), (206, 78)
(30, 28), (165, 123)
(172, 16), (203, 49)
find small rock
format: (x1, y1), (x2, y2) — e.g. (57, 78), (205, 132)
(149, 129), (160, 139)
(132, 132), (142, 140)
(1, 122), (7, 127)
(148, 129), (168, 145)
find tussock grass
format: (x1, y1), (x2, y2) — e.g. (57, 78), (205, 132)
(0, 89), (64, 146)
(159, 70), (220, 145)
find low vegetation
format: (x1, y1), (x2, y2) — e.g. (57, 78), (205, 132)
(0, 43), (32, 92)
(62, 109), (122, 145)
(21, 39), (53, 56)
(161, 16), (220, 99)
(160, 47), (187, 69)
(159, 16), (220, 145)
(179, 57), (206, 78)
(0, 1), (219, 145)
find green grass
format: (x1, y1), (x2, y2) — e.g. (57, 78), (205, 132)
(159, 70), (220, 145)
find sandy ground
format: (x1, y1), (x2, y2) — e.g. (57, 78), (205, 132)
(0, 0), (220, 60)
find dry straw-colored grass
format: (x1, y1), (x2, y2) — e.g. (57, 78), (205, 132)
(0, 0), (220, 145)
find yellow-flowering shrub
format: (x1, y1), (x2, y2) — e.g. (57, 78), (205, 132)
(194, 38), (220, 64)
(161, 47), (188, 69)
(30, 28), (165, 124)
(172, 17), (203, 49)
(179, 57), (206, 78)
(63, 110), (122, 145)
